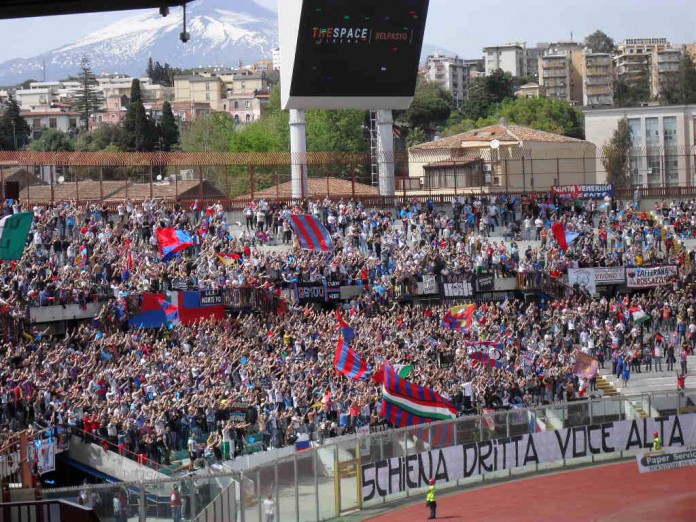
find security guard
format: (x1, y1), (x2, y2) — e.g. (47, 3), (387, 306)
(426, 478), (437, 519)
(652, 431), (662, 451)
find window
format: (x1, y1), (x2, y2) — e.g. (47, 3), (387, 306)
(663, 116), (677, 148)
(32, 118), (41, 128)
(49, 118), (57, 129)
(234, 114), (240, 124)
(245, 100), (251, 109)
(205, 92), (211, 101)
(234, 101), (239, 109)
(69, 118), (77, 128)
(627, 118), (642, 148)
(645, 118), (659, 148)
(246, 114), (251, 122)
(206, 82), (210, 91)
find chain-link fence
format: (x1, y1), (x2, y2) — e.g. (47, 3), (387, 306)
(3, 150), (696, 209)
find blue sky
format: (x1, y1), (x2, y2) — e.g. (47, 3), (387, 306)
(0, 0), (694, 63)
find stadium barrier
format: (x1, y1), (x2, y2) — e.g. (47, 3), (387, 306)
(30, 389), (695, 521)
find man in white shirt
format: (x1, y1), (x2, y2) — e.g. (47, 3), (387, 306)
(262, 494), (275, 522)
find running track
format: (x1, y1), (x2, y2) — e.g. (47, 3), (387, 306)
(366, 461), (696, 521)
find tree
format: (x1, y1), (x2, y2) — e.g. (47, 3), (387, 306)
(160, 101), (179, 151)
(614, 60), (651, 107)
(0, 95), (30, 150)
(460, 69), (515, 120)
(406, 127), (427, 148)
(400, 80), (451, 131)
(120, 78), (158, 151)
(497, 97), (585, 139)
(29, 129), (74, 151)
(146, 58), (186, 87)
(676, 52), (696, 105)
(601, 117), (632, 190)
(180, 112), (236, 152)
(75, 124), (126, 151)
(584, 30), (616, 54)
(19, 79), (38, 89)
(72, 56), (105, 128)
(306, 110), (369, 152)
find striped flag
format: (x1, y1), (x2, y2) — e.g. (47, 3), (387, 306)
(413, 422), (455, 448)
(333, 337), (367, 380)
(629, 307), (650, 324)
(289, 214), (333, 252)
(381, 361), (457, 427)
(156, 296), (179, 323)
(471, 351), (505, 369)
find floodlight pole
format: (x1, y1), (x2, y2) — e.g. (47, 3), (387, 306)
(376, 109), (395, 197)
(289, 109), (308, 200)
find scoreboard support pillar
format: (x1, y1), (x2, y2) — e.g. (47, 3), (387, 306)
(376, 109), (395, 197)
(290, 109), (308, 199)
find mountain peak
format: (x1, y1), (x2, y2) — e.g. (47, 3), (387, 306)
(0, 0), (278, 85)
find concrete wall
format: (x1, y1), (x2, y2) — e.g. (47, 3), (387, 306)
(28, 302), (104, 324)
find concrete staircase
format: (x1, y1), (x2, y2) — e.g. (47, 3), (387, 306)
(599, 355), (696, 395)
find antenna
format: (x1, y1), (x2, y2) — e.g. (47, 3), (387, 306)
(42, 59), (46, 82)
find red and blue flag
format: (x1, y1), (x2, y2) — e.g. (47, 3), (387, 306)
(156, 296), (179, 323)
(333, 337), (368, 380)
(289, 214), (333, 252)
(156, 228), (194, 260)
(335, 309), (356, 344)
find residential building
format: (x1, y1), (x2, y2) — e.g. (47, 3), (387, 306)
(21, 108), (80, 139)
(651, 48), (682, 98)
(515, 82), (545, 99)
(582, 52), (613, 107)
(614, 38), (669, 84)
(525, 42), (549, 78)
(93, 95), (129, 127)
(584, 104), (696, 187)
(483, 43), (526, 76)
(174, 75), (226, 111)
(424, 53), (472, 108)
(539, 42), (584, 105)
(15, 81), (80, 111)
(408, 123), (595, 192)
(272, 47), (282, 71)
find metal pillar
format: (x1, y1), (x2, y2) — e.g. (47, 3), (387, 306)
(376, 109), (395, 197)
(289, 109), (308, 200)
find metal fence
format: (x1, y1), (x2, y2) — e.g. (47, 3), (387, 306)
(34, 389), (696, 522)
(2, 150), (696, 208)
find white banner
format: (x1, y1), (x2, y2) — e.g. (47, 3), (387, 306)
(568, 269), (597, 296)
(593, 267), (625, 285)
(32, 440), (55, 475)
(626, 265), (678, 288)
(361, 414), (696, 502)
(637, 446), (696, 473)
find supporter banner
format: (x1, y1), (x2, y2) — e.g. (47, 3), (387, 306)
(637, 446), (696, 473)
(475, 274), (495, 293)
(439, 274), (474, 299)
(420, 274), (438, 295)
(594, 267), (625, 285)
(200, 289), (223, 307)
(31, 439), (55, 475)
(568, 268), (596, 296)
(361, 414), (696, 501)
(626, 265), (678, 288)
(551, 184), (614, 200)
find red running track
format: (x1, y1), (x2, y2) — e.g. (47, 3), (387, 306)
(366, 462), (696, 522)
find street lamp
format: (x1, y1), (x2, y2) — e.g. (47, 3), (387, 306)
(10, 121), (16, 150)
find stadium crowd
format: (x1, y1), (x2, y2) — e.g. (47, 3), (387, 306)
(0, 192), (693, 468)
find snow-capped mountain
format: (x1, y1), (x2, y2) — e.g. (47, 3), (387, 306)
(0, 0), (278, 85)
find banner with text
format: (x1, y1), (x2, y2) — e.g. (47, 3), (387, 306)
(593, 267), (626, 285)
(361, 414), (696, 502)
(551, 184), (614, 200)
(439, 273), (475, 299)
(626, 265), (678, 288)
(637, 446), (696, 473)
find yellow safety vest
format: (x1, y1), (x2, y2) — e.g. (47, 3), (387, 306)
(426, 486), (436, 502)
(653, 437), (662, 451)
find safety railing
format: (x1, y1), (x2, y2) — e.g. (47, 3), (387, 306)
(27, 389), (695, 522)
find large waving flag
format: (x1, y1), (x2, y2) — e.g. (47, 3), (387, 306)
(442, 304), (476, 331)
(0, 212), (34, 260)
(156, 296), (179, 323)
(551, 222), (579, 252)
(289, 214), (333, 252)
(334, 337), (368, 380)
(381, 361), (457, 427)
(335, 309), (356, 344)
(156, 228), (194, 260)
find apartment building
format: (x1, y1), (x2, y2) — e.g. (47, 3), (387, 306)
(584, 104), (696, 187)
(272, 48), (282, 71)
(539, 42), (584, 105)
(424, 53), (472, 109)
(524, 42), (550, 78)
(483, 43), (526, 76)
(582, 53), (613, 107)
(21, 108), (80, 139)
(614, 38), (667, 84)
(15, 81), (80, 111)
(651, 48), (682, 98)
